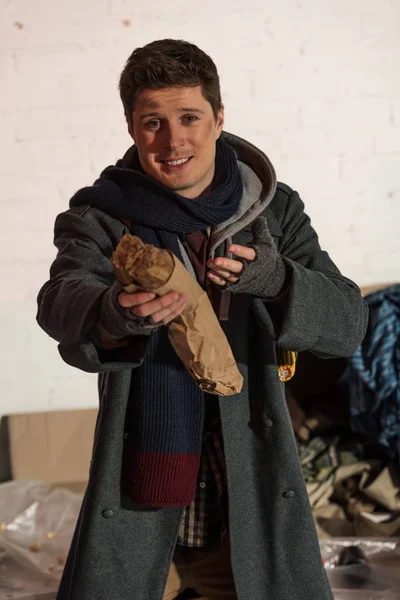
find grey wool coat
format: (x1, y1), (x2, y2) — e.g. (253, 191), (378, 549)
(37, 132), (368, 600)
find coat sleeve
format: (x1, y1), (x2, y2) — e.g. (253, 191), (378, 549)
(36, 206), (152, 373)
(254, 185), (369, 357)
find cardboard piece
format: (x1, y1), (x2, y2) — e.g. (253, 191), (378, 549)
(360, 282), (396, 296)
(8, 409), (97, 489)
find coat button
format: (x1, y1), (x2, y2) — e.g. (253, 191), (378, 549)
(282, 490), (295, 499)
(102, 509), (114, 518)
(264, 418), (273, 427)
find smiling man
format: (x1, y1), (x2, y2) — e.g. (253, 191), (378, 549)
(37, 39), (368, 600)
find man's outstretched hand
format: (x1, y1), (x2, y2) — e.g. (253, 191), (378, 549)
(99, 285), (187, 343)
(118, 290), (187, 326)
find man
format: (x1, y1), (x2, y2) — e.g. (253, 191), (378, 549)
(37, 39), (368, 600)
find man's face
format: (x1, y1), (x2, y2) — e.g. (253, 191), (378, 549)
(129, 86), (224, 198)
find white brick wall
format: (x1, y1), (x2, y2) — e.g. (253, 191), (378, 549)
(1, 0), (399, 416)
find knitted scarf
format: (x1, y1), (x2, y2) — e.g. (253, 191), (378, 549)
(70, 139), (243, 507)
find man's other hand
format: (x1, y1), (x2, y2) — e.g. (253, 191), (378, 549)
(207, 245), (256, 287)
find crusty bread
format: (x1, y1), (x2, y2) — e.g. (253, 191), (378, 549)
(112, 234), (174, 290)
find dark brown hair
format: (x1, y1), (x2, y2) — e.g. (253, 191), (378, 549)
(119, 39), (222, 127)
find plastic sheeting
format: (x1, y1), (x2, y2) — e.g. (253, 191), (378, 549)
(0, 480), (81, 600)
(322, 537), (400, 599)
(1, 481), (400, 599)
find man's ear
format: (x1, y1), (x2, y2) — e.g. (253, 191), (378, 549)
(216, 104), (225, 138)
(128, 121), (135, 141)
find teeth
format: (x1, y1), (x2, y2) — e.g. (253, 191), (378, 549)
(164, 157), (190, 166)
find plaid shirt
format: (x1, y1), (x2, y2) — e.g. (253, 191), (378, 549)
(177, 232), (229, 547)
(177, 411), (228, 547)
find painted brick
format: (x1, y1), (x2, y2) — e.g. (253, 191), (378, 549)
(0, 140), (90, 176)
(374, 127), (400, 154)
(0, 69), (118, 110)
(0, 2), (109, 49)
(2, 173), (62, 204)
(13, 45), (117, 79)
(14, 105), (124, 142)
(88, 135), (131, 175)
(8, 0), (108, 20)
(339, 155), (400, 189)
(109, 0), (267, 17)
(0, 49), (13, 78)
(0, 110), (15, 144)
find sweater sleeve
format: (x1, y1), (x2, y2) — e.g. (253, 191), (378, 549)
(36, 206), (152, 373)
(253, 186), (369, 358)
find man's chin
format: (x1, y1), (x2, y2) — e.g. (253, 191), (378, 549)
(152, 169), (210, 198)
(156, 174), (197, 194)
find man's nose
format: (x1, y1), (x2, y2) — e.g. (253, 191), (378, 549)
(165, 123), (184, 150)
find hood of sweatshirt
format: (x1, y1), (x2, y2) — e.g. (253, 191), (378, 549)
(210, 130), (277, 253)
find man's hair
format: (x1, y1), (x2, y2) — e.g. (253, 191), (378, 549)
(119, 39), (222, 127)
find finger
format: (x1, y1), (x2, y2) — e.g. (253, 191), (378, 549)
(157, 300), (187, 325)
(209, 267), (239, 282)
(207, 271), (229, 286)
(162, 310), (185, 325)
(130, 291), (182, 318)
(207, 257), (245, 274)
(151, 298), (187, 325)
(131, 292), (181, 318)
(149, 297), (187, 324)
(118, 290), (156, 308)
(228, 244), (256, 261)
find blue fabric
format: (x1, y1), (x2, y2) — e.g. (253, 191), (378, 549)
(125, 223), (204, 454)
(343, 284), (400, 458)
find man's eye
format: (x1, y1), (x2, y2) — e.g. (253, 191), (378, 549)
(182, 115), (198, 123)
(146, 120), (160, 128)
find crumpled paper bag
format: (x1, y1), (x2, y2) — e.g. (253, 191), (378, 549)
(112, 234), (243, 396)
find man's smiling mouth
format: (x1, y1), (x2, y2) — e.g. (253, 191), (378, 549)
(161, 157), (192, 166)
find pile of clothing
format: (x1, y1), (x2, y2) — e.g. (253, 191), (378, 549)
(344, 284), (400, 459)
(286, 284), (400, 539)
(297, 429), (399, 538)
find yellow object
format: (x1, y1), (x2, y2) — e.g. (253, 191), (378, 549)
(30, 541), (42, 552)
(277, 348), (297, 382)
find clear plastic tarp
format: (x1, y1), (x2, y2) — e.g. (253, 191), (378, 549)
(321, 537), (400, 599)
(0, 480), (81, 600)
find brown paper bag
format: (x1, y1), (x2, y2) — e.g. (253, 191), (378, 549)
(112, 235), (243, 396)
